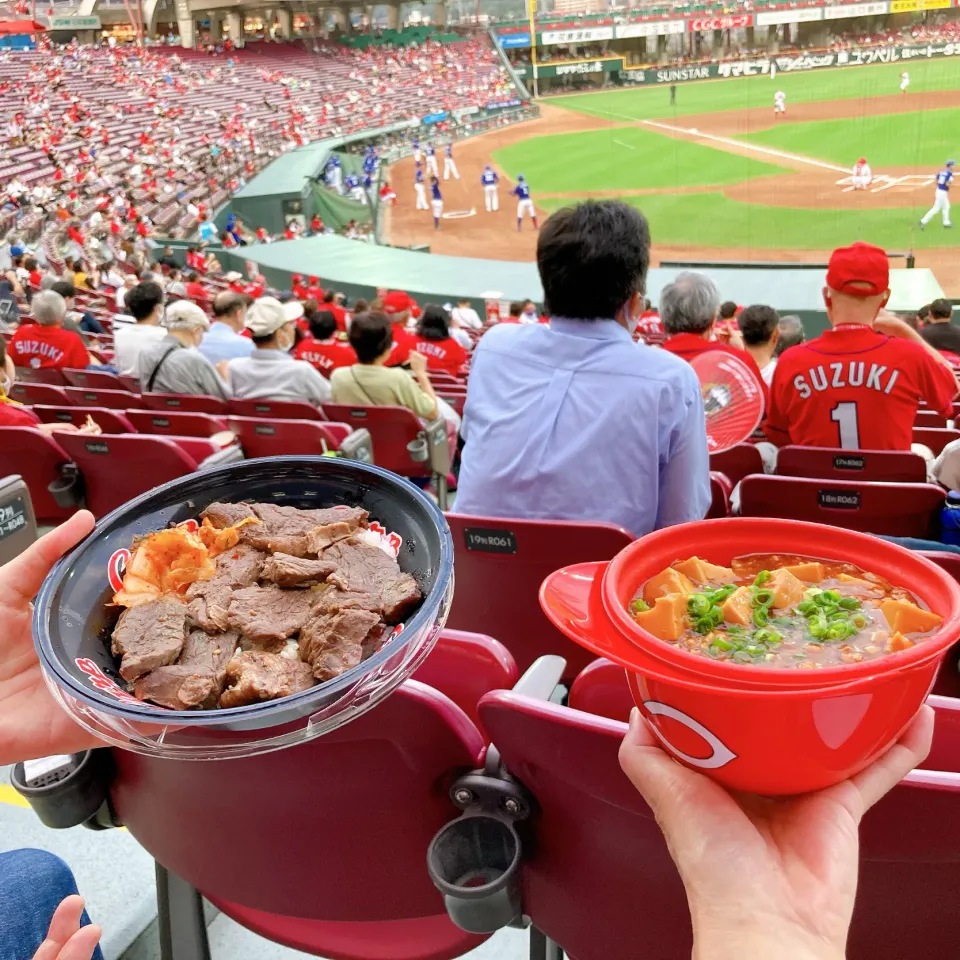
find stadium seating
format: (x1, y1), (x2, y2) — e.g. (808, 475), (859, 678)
(775, 445), (928, 484)
(32, 405), (137, 434)
(710, 443), (764, 487)
(9, 382), (71, 406)
(62, 386), (140, 410)
(227, 416), (351, 458)
(140, 393), (230, 415)
(444, 513), (634, 677)
(0, 426), (75, 523)
(568, 657), (632, 722)
(61, 368), (125, 390)
(707, 472), (731, 518)
(125, 409), (230, 438)
(13, 367), (67, 385)
(914, 427), (960, 456)
(228, 398), (328, 422)
(739, 474), (946, 538)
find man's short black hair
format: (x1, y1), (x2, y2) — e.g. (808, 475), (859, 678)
(719, 300), (739, 321)
(918, 303), (931, 322)
(348, 311), (392, 363)
(309, 309), (338, 341)
(536, 200), (650, 320)
(126, 281), (164, 322)
(930, 298), (953, 320)
(51, 280), (76, 300)
(737, 304), (780, 346)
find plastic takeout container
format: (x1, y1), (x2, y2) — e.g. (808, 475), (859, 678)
(34, 456), (454, 760)
(540, 518), (960, 795)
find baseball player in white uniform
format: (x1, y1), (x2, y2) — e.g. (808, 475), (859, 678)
(774, 90), (786, 118)
(770, 61), (777, 80)
(414, 165), (428, 210)
(852, 157), (872, 191)
(442, 143), (460, 181)
(425, 144), (439, 178)
(900, 71), (910, 94)
(920, 159), (955, 229)
(481, 165), (499, 212)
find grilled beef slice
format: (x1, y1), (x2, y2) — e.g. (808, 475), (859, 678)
(226, 584), (318, 650)
(244, 503), (368, 558)
(186, 544), (265, 632)
(260, 553), (337, 588)
(323, 539), (422, 623)
(299, 609), (381, 681)
(219, 650), (315, 708)
(202, 502), (258, 527)
(112, 597), (188, 682)
(134, 667), (221, 710)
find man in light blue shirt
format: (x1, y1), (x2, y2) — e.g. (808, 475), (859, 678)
(198, 291), (253, 366)
(454, 200), (711, 536)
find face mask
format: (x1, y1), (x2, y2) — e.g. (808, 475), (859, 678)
(521, 310), (537, 323)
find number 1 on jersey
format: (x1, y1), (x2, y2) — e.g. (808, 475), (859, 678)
(831, 401), (860, 449)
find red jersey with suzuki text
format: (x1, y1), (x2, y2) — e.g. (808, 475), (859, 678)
(765, 325), (957, 451)
(8, 324), (88, 370)
(409, 334), (467, 376)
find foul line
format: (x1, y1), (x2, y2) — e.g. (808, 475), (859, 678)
(641, 118), (850, 174)
(613, 138), (637, 151)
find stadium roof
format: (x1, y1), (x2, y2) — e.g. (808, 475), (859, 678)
(233, 142), (329, 200)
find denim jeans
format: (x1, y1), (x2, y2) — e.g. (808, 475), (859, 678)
(0, 849), (104, 960)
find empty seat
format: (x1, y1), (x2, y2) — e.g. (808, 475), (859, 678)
(568, 658), (633, 722)
(9, 382), (72, 406)
(707, 471), (731, 519)
(709, 442), (764, 487)
(227, 416), (351, 458)
(0, 427), (74, 523)
(914, 427), (960, 456)
(140, 392), (230, 415)
(13, 366), (67, 385)
(739, 475), (946, 538)
(916, 409), (949, 429)
(125, 409), (229, 438)
(445, 513), (633, 676)
(32, 405), (136, 434)
(63, 386), (140, 410)
(228, 398), (327, 421)
(61, 367), (124, 390)
(776, 445), (927, 483)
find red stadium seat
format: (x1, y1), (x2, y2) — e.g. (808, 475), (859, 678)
(61, 367), (124, 390)
(739, 475), (946, 538)
(915, 409), (949, 429)
(140, 393), (230, 415)
(13, 367), (67, 385)
(125, 409), (229, 438)
(9, 382), (72, 406)
(228, 398), (327, 421)
(568, 658), (632, 722)
(32, 405), (136, 435)
(62, 386), (140, 410)
(444, 513), (633, 677)
(227, 417), (348, 457)
(775, 445), (927, 483)
(914, 427), (960, 456)
(479, 690), (960, 960)
(118, 375), (141, 393)
(0, 427), (74, 523)
(709, 443), (763, 487)
(707, 471), (731, 518)
(53, 433), (230, 518)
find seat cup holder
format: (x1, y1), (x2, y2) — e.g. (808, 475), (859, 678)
(427, 814), (522, 933)
(48, 464), (84, 508)
(407, 436), (429, 463)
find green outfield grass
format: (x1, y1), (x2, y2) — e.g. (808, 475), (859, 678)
(536, 191), (947, 250)
(491, 124), (786, 193)
(549, 57), (960, 123)
(737, 107), (960, 169)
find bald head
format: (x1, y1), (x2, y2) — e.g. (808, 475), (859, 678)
(823, 286), (889, 328)
(213, 291), (247, 331)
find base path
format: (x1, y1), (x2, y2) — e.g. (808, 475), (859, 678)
(383, 99), (959, 295)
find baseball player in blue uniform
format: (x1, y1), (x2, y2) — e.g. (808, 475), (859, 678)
(430, 176), (443, 230)
(443, 142), (459, 181)
(345, 173), (366, 204)
(920, 159), (955, 229)
(512, 175), (537, 231)
(414, 164), (428, 210)
(412, 137), (421, 163)
(425, 143), (439, 178)
(326, 156), (343, 195)
(481, 165), (499, 212)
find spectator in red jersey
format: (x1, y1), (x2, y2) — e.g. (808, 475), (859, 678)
(294, 308), (357, 377)
(409, 304), (467, 377)
(660, 271), (767, 407)
(766, 242), (957, 452)
(321, 290), (347, 331)
(381, 290), (414, 365)
(305, 276), (325, 302)
(636, 297), (663, 338)
(291, 274), (308, 300)
(184, 272), (207, 301)
(737, 304), (780, 387)
(8, 291), (94, 371)
(25, 257), (43, 291)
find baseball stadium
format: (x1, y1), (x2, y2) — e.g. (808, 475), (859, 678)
(7, 0), (960, 958)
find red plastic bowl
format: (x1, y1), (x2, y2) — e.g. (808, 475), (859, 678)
(540, 518), (960, 795)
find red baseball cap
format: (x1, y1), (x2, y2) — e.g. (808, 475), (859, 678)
(383, 291), (412, 315)
(308, 275), (320, 284)
(291, 273), (301, 282)
(826, 242), (889, 297)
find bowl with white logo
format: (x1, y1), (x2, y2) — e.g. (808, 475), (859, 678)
(540, 518), (960, 795)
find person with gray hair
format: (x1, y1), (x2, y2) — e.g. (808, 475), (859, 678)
(7, 290), (95, 370)
(137, 300), (230, 398)
(774, 315), (805, 357)
(660, 270), (768, 404)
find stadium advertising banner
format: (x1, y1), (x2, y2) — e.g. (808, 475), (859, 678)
(755, 8), (824, 25)
(889, 0), (950, 10)
(499, 33), (531, 48)
(622, 40), (960, 84)
(49, 15), (101, 28)
(822, 1), (889, 19)
(616, 20), (686, 38)
(541, 26), (614, 45)
(523, 58), (623, 78)
(688, 14), (753, 31)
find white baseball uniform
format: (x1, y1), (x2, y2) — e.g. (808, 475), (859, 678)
(852, 161), (872, 190)
(774, 91), (786, 115)
(900, 71), (910, 93)
(414, 180), (428, 210)
(431, 197), (444, 218)
(481, 169), (499, 211)
(425, 148), (439, 177)
(443, 147), (459, 181)
(770, 62), (777, 80)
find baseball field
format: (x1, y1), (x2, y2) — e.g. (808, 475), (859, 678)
(383, 56), (960, 292)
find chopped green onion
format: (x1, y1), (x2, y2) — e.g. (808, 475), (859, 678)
(712, 638), (734, 652)
(826, 621), (854, 642)
(754, 570), (771, 586)
(838, 597), (861, 610)
(753, 606), (769, 627)
(752, 588), (775, 607)
(630, 598), (650, 615)
(688, 594), (712, 618)
(821, 589), (842, 603)
(852, 614), (867, 629)
(797, 600), (818, 616)
(808, 619), (828, 639)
